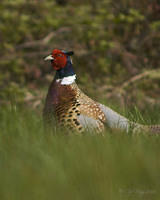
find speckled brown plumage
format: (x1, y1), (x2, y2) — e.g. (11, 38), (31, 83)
(43, 80), (106, 133)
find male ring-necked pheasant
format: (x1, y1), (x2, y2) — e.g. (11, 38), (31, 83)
(43, 49), (160, 134)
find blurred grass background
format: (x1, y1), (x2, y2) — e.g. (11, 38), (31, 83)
(0, 0), (160, 199)
(0, 106), (160, 200)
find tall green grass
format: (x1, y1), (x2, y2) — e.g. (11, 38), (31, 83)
(0, 105), (160, 200)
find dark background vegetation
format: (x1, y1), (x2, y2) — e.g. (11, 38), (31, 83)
(0, 0), (160, 112)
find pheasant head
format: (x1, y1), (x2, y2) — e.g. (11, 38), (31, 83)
(44, 49), (75, 83)
(45, 49), (74, 70)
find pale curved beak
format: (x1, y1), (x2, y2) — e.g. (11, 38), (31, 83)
(44, 55), (54, 61)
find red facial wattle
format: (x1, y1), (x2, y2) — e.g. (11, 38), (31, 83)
(51, 49), (67, 70)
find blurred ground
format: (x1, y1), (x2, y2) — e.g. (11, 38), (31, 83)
(0, 106), (160, 200)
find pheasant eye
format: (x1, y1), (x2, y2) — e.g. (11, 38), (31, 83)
(57, 54), (63, 57)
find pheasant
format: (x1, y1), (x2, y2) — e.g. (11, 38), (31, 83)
(43, 49), (160, 134)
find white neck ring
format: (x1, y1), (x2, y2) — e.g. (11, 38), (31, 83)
(56, 75), (76, 85)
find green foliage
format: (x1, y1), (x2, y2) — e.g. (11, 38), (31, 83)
(0, 0), (160, 108)
(0, 106), (160, 199)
